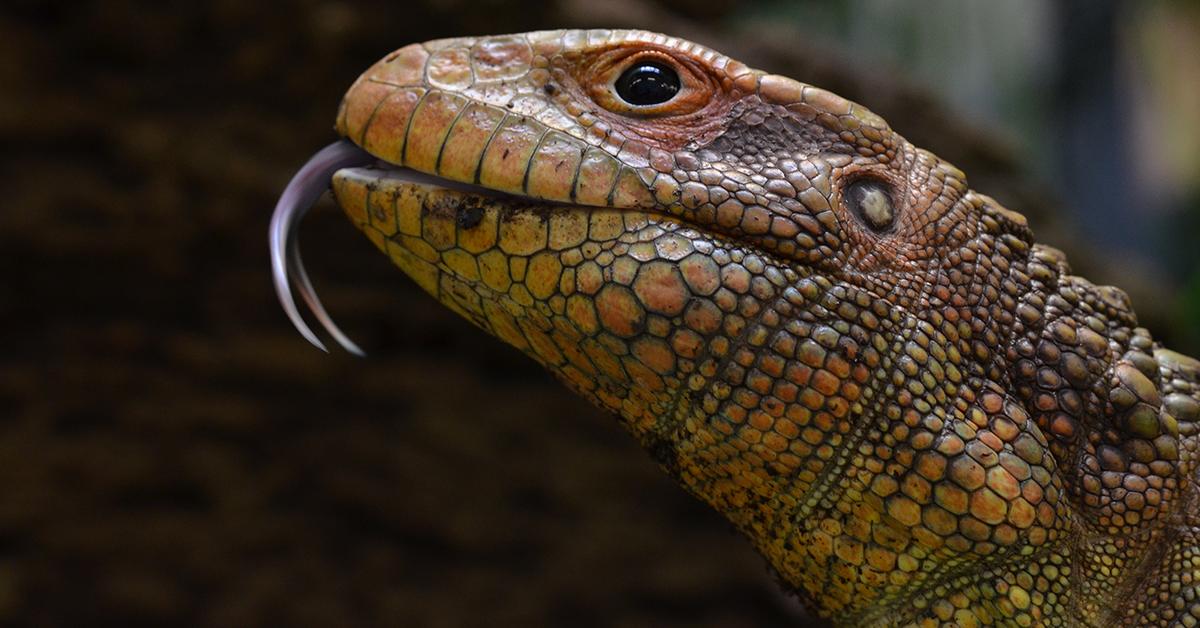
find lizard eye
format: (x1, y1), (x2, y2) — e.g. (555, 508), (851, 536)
(614, 61), (680, 106)
(583, 50), (713, 117)
(844, 179), (896, 231)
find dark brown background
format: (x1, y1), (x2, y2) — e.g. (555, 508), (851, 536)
(3, 1), (1196, 626)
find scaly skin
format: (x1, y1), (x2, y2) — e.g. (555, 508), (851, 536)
(323, 30), (1200, 626)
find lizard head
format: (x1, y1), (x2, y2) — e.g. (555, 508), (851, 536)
(317, 29), (1061, 617)
(274, 29), (1200, 622)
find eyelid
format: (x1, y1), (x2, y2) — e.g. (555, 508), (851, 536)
(585, 49), (714, 117)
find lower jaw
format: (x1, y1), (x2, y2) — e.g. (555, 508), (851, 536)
(328, 163), (683, 301)
(331, 153), (918, 619)
(333, 162), (702, 430)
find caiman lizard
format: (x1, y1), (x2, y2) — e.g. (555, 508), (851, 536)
(268, 29), (1200, 626)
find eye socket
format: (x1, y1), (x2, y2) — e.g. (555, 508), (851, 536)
(614, 61), (681, 106)
(844, 179), (896, 231)
(582, 50), (715, 119)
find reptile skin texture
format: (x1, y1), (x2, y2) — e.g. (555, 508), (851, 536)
(324, 30), (1200, 626)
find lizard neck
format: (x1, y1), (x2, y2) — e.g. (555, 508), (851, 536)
(1002, 243), (1200, 623)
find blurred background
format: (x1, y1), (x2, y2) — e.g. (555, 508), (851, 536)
(2, 0), (1197, 626)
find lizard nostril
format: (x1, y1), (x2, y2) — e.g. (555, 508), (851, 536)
(844, 179), (896, 232)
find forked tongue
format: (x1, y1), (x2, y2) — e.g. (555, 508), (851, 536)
(269, 139), (375, 355)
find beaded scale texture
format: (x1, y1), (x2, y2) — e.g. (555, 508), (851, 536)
(285, 29), (1200, 626)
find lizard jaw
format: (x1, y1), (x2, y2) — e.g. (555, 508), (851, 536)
(270, 139), (594, 355)
(270, 139), (519, 355)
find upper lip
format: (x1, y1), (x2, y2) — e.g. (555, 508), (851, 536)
(349, 157), (535, 201)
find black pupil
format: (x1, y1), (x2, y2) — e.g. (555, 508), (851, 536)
(614, 62), (680, 106)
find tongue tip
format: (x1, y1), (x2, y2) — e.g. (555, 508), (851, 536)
(269, 139), (375, 354)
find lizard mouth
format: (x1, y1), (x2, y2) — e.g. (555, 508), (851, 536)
(270, 140), (504, 354)
(270, 139), (603, 354)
